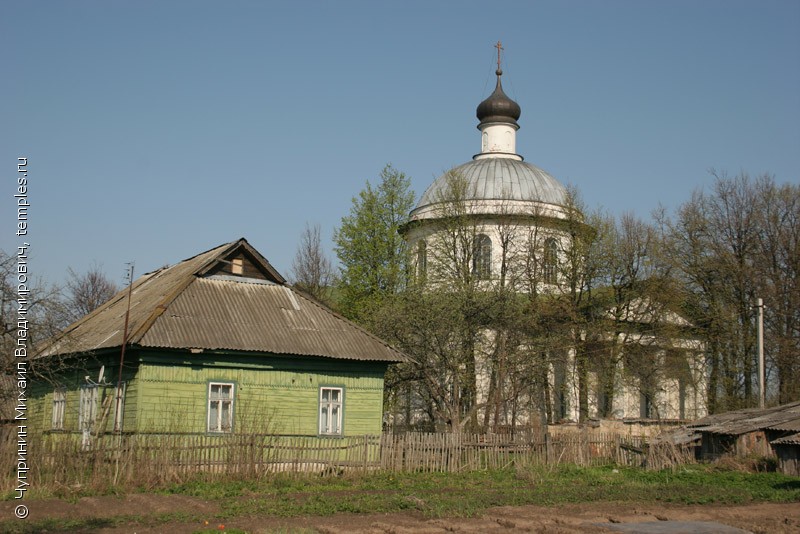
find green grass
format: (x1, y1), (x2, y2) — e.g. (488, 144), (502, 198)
(3, 465), (799, 533)
(162, 464), (800, 519)
(0, 512), (194, 534)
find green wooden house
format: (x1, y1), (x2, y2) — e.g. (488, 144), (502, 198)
(31, 239), (405, 440)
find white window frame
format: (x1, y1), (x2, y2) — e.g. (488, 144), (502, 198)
(416, 240), (427, 279)
(52, 387), (66, 430)
(79, 385), (98, 432)
(207, 382), (235, 433)
(543, 238), (559, 284)
(113, 382), (126, 432)
(319, 387), (343, 436)
(472, 234), (492, 280)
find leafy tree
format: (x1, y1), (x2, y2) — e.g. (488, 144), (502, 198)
(333, 165), (415, 320)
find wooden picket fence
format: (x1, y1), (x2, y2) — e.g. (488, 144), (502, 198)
(379, 431), (649, 472)
(0, 430), (661, 492)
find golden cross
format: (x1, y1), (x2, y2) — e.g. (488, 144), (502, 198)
(495, 40), (504, 70)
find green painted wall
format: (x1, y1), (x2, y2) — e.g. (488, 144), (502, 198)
(28, 360), (139, 434)
(134, 351), (388, 436)
(30, 349), (390, 438)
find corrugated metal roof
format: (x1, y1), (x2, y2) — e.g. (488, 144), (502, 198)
(688, 401), (800, 436)
(37, 239), (406, 363)
(764, 417), (800, 432)
(142, 277), (404, 361)
(772, 432), (800, 446)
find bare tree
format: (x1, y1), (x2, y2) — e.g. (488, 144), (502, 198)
(752, 176), (799, 403)
(65, 264), (118, 323)
(658, 171), (800, 410)
(0, 250), (69, 402)
(291, 223), (336, 304)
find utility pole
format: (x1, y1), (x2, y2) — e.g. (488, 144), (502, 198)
(116, 263), (134, 432)
(756, 298), (765, 409)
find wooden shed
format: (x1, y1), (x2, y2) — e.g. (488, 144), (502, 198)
(772, 433), (800, 476)
(30, 239), (406, 441)
(687, 401), (800, 475)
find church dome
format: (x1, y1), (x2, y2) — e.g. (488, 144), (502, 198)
(409, 158), (569, 221)
(407, 49), (572, 224)
(476, 69), (521, 127)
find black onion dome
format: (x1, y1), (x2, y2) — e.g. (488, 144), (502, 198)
(476, 68), (521, 127)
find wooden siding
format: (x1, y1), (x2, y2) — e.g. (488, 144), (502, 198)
(28, 364), (139, 434)
(134, 359), (386, 435)
(207, 251), (269, 280)
(29, 350), (390, 437)
(27, 381), (47, 431)
(775, 444), (799, 476)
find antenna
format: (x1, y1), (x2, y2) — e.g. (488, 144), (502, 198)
(122, 262), (134, 285)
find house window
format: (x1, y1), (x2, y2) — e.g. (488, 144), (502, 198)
(472, 234), (492, 279)
(113, 382), (126, 432)
(543, 238), (558, 284)
(319, 387), (343, 436)
(416, 240), (427, 279)
(231, 258), (244, 275)
(640, 392), (655, 419)
(52, 387), (66, 430)
(79, 385), (98, 433)
(208, 382), (235, 433)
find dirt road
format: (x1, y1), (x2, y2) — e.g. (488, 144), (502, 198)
(3, 495), (799, 533)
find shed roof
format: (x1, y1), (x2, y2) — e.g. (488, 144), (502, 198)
(772, 432), (800, 446)
(37, 239), (406, 363)
(688, 401), (800, 436)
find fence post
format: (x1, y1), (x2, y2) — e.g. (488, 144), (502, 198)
(545, 432), (551, 464)
(363, 435), (369, 473)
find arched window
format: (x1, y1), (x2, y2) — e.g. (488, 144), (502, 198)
(416, 240), (427, 279)
(472, 234), (492, 279)
(543, 238), (558, 284)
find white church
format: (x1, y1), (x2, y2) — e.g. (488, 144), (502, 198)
(399, 49), (707, 429)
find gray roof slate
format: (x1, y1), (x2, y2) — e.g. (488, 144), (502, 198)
(37, 239), (406, 364)
(687, 401), (800, 436)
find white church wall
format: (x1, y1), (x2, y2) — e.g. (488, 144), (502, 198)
(407, 215), (574, 294)
(397, 58), (708, 429)
(476, 123), (518, 156)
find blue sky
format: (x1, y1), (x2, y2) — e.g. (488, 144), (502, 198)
(2, 1), (799, 288)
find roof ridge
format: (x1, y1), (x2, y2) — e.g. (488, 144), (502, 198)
(129, 238), (275, 342)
